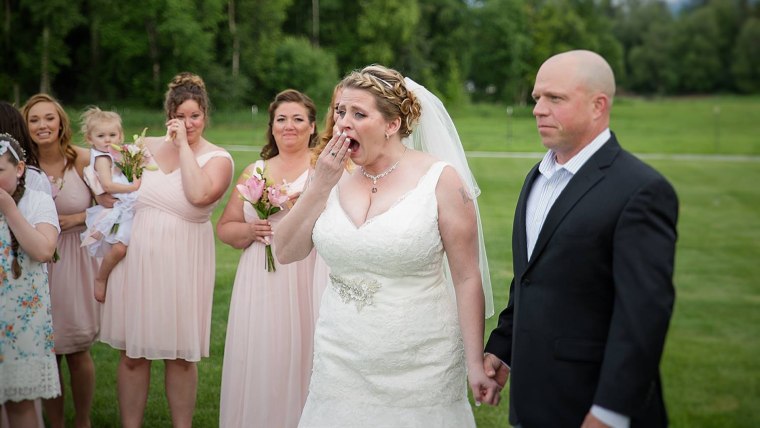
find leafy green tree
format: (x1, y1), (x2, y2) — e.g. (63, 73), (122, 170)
(669, 7), (722, 92)
(612, 0), (674, 90)
(311, 0), (362, 73)
(235, 0), (295, 105)
(1, 1), (38, 103)
(71, 0), (225, 105)
(399, 0), (471, 102)
(263, 36), (338, 106)
(626, 22), (678, 94)
(19, 0), (84, 95)
(704, 0), (744, 90)
(468, 0), (533, 104)
(356, 0), (419, 67)
(531, 0), (623, 81)
(731, 17), (760, 93)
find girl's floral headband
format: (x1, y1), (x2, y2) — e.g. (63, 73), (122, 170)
(0, 133), (23, 162)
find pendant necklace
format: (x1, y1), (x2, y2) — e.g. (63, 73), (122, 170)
(361, 148), (407, 193)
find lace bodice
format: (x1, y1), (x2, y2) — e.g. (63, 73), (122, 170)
(313, 162), (445, 279)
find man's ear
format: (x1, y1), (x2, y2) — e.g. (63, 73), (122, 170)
(592, 93), (610, 120)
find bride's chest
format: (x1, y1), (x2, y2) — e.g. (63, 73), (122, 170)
(314, 189), (443, 274)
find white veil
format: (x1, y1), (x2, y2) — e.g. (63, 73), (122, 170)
(402, 78), (494, 317)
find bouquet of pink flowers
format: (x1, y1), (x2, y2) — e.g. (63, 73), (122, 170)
(109, 128), (157, 182)
(236, 165), (291, 272)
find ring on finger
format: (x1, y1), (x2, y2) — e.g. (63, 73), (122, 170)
(330, 152), (337, 157)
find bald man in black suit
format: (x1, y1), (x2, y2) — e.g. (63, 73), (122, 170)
(482, 50), (678, 428)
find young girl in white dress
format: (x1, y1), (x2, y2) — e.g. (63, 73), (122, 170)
(0, 133), (61, 428)
(79, 107), (140, 302)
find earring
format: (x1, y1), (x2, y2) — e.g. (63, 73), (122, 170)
(384, 132), (389, 140)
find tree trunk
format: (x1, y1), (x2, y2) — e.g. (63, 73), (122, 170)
(145, 19), (160, 93)
(312, 0), (319, 47)
(229, 0), (239, 78)
(90, 15), (101, 99)
(40, 26), (51, 94)
(3, 0), (10, 47)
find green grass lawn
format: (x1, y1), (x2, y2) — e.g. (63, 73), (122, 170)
(59, 96), (759, 427)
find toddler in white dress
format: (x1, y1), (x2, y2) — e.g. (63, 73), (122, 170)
(79, 107), (140, 302)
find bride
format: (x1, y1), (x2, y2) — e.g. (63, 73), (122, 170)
(275, 64), (499, 427)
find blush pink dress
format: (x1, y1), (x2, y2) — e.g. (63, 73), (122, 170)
(47, 165), (101, 354)
(219, 161), (319, 428)
(100, 150), (232, 361)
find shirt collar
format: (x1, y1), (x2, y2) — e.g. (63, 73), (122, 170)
(538, 128), (611, 178)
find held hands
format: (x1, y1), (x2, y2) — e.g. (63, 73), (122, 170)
(468, 361), (504, 408)
(480, 353), (510, 406)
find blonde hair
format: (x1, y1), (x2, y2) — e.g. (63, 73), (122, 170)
(339, 64), (421, 138)
(311, 83), (343, 167)
(21, 93), (77, 170)
(80, 106), (124, 144)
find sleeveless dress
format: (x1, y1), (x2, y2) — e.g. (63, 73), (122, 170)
(100, 150), (233, 361)
(80, 149), (138, 256)
(219, 161), (318, 428)
(0, 189), (61, 404)
(300, 161), (475, 427)
(48, 165), (101, 354)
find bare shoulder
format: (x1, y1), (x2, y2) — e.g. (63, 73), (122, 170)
(406, 150), (437, 172)
(436, 164), (465, 191)
(73, 146), (91, 167)
(201, 139), (228, 155)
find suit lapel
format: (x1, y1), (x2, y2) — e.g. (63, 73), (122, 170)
(514, 164), (541, 270)
(525, 135), (621, 271)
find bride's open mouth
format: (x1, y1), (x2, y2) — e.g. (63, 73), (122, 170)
(348, 138), (360, 153)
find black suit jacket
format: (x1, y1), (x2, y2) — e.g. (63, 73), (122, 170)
(485, 133), (678, 428)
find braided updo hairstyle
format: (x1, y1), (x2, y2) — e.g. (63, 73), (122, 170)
(339, 64), (422, 138)
(0, 133), (27, 279)
(164, 72), (210, 123)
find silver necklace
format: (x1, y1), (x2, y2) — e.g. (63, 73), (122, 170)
(361, 148), (407, 193)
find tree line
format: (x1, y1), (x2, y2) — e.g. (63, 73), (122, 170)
(2, 0), (759, 109)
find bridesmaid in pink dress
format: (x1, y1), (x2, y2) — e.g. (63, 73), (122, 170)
(22, 94), (100, 428)
(217, 89), (319, 428)
(99, 73), (233, 428)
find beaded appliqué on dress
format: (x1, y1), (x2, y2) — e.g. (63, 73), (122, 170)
(329, 273), (381, 311)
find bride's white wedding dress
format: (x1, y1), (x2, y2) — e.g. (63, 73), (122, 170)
(300, 161), (476, 428)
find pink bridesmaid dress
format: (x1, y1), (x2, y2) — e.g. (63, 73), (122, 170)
(48, 165), (101, 354)
(100, 150), (232, 361)
(219, 161), (318, 428)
